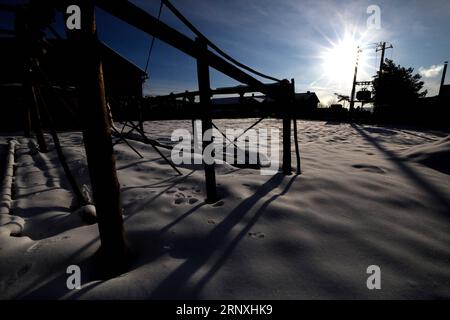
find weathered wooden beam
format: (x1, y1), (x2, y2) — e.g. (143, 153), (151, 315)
(153, 83), (284, 101)
(33, 81), (90, 208)
(196, 37), (217, 202)
(95, 0), (270, 93)
(15, 3), (47, 150)
(70, 0), (127, 278)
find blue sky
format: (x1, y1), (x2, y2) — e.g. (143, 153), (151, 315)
(1, 0), (449, 104)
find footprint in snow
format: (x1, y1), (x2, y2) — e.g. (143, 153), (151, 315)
(174, 197), (185, 205)
(192, 187), (201, 193)
(188, 198), (199, 204)
(352, 164), (385, 174)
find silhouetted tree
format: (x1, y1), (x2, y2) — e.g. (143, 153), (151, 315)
(372, 59), (427, 121)
(334, 93), (350, 107)
(334, 93), (349, 101)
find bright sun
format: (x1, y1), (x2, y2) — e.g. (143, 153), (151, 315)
(320, 32), (371, 88)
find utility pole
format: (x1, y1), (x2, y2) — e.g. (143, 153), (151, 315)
(349, 47), (361, 112)
(376, 42), (393, 74)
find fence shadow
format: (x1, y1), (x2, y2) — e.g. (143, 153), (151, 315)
(351, 123), (450, 216)
(149, 172), (296, 299)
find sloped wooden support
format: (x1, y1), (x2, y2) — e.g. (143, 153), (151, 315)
(33, 81), (90, 207)
(26, 80), (48, 153)
(95, 0), (272, 94)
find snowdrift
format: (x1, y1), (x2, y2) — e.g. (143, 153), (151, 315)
(402, 135), (450, 175)
(1, 121), (450, 299)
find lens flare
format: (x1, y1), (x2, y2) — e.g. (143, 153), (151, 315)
(316, 28), (376, 93)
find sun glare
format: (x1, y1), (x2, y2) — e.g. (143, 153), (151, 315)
(319, 31), (372, 89)
(322, 35), (357, 82)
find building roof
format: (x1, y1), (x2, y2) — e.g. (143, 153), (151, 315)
(0, 37), (147, 84)
(211, 96), (261, 105)
(100, 42), (147, 78)
(295, 91), (320, 104)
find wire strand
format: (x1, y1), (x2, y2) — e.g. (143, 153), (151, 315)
(161, 0), (281, 82)
(144, 0), (164, 74)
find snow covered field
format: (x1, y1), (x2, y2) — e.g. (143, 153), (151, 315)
(1, 119), (450, 299)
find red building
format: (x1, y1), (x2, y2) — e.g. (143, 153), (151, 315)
(0, 37), (147, 131)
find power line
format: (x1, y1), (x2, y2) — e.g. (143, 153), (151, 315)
(376, 42), (393, 74)
(375, 49), (378, 71)
(160, 0), (281, 82)
(144, 0), (164, 75)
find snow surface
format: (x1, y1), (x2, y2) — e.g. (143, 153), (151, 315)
(1, 120), (450, 299)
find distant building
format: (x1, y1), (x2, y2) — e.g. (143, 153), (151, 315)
(219, 91), (321, 117)
(294, 91), (320, 110)
(0, 37), (146, 130)
(210, 91), (320, 117)
(0, 37), (147, 98)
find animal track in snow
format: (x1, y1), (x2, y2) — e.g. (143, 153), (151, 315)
(174, 197), (185, 205)
(188, 198), (199, 204)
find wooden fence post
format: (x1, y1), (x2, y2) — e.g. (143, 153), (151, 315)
(196, 37), (217, 202)
(282, 82), (292, 175)
(291, 79), (301, 174)
(70, 1), (127, 278)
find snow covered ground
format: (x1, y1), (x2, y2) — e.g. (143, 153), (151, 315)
(1, 119), (450, 299)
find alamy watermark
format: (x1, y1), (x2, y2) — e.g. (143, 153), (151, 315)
(366, 265), (381, 290)
(66, 5), (81, 30)
(66, 264), (81, 290)
(367, 4), (381, 30)
(170, 124), (281, 175)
